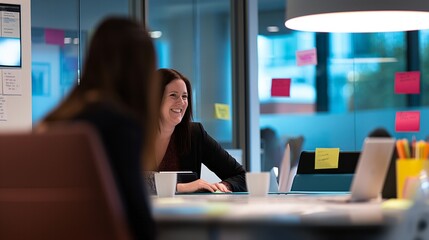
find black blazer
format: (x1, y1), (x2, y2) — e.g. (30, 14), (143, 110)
(178, 122), (247, 192)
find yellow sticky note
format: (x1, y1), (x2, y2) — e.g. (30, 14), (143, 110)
(315, 148), (340, 169)
(214, 103), (230, 120)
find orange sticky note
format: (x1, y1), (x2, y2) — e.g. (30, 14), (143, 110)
(315, 148), (340, 170)
(395, 111), (420, 132)
(296, 48), (317, 66)
(394, 71), (420, 94)
(271, 78), (291, 97)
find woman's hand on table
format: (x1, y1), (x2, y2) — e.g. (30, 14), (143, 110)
(213, 182), (231, 193)
(176, 179), (231, 193)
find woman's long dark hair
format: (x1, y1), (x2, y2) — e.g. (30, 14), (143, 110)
(42, 16), (159, 169)
(44, 17), (158, 122)
(157, 68), (193, 156)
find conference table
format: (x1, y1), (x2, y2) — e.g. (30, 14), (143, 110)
(151, 193), (421, 240)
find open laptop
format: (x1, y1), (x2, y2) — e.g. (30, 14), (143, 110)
(320, 137), (396, 202)
(348, 137), (396, 201)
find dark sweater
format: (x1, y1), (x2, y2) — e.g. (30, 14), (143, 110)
(73, 102), (155, 240)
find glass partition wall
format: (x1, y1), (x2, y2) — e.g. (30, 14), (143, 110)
(31, 0), (130, 123)
(147, 0), (234, 148)
(31, 0), (236, 145)
(31, 0), (246, 167)
(258, 0), (428, 172)
(31, 0), (429, 172)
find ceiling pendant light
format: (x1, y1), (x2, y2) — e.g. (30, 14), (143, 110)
(285, 0), (429, 33)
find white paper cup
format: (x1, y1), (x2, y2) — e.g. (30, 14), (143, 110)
(155, 172), (177, 197)
(246, 172), (270, 197)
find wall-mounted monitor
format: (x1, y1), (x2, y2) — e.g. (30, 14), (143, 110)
(0, 4), (21, 68)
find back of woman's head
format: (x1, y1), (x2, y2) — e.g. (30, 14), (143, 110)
(42, 17), (159, 169)
(81, 17), (158, 120)
(368, 127), (391, 138)
(44, 16), (159, 124)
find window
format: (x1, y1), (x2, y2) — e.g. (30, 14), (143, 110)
(31, 0), (129, 124)
(148, 0), (234, 147)
(258, 32), (316, 114)
(329, 32), (407, 112)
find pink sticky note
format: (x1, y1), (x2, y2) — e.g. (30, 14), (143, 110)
(394, 71), (420, 94)
(45, 28), (65, 46)
(296, 48), (317, 66)
(395, 111), (420, 132)
(271, 78), (291, 97)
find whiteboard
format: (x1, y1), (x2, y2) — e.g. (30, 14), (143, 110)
(0, 0), (31, 132)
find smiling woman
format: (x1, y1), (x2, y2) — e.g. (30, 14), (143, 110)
(160, 77), (189, 129)
(144, 68), (247, 194)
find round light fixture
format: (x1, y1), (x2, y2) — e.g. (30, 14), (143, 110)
(285, 0), (429, 32)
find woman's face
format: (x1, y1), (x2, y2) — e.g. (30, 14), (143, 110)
(160, 79), (188, 128)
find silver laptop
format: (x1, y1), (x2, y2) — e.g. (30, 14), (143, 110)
(318, 137), (395, 203)
(274, 137), (395, 202)
(347, 137), (395, 202)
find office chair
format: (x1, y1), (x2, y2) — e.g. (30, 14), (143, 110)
(0, 123), (130, 240)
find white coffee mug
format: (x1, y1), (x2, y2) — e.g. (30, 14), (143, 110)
(154, 172), (177, 198)
(246, 172), (270, 197)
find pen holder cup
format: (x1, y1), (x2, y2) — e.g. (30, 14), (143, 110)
(396, 159), (429, 199)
